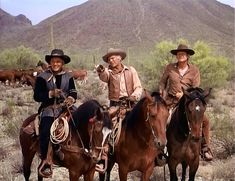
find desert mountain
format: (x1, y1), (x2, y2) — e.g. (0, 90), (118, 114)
(0, 0), (234, 57)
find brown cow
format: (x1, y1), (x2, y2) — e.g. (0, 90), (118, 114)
(21, 74), (36, 88)
(0, 69), (16, 86)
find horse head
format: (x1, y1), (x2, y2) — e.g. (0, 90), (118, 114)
(182, 87), (211, 141)
(87, 105), (112, 162)
(143, 90), (169, 149)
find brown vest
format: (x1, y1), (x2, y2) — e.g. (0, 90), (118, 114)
(108, 68), (134, 101)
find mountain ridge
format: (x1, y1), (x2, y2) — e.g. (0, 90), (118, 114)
(0, 0), (234, 58)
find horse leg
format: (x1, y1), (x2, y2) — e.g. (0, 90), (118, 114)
(21, 136), (37, 181)
(69, 170), (80, 181)
(83, 168), (96, 181)
(168, 158), (178, 181)
(118, 165), (129, 181)
(188, 161), (199, 181)
(22, 152), (35, 181)
(181, 161), (187, 181)
(141, 165), (154, 181)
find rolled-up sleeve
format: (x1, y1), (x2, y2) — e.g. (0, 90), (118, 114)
(98, 68), (110, 83)
(130, 66), (143, 100)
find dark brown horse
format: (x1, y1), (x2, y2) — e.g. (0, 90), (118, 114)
(20, 100), (112, 181)
(167, 87), (211, 181)
(99, 91), (169, 181)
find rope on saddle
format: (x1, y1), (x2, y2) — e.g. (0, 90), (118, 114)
(110, 119), (122, 146)
(50, 115), (69, 144)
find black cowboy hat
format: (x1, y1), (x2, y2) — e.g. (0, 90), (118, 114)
(102, 48), (126, 62)
(170, 44), (195, 55)
(45, 49), (71, 64)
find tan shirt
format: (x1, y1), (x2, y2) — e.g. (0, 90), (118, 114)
(98, 65), (142, 101)
(159, 62), (200, 106)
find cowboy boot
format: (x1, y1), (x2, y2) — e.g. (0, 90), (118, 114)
(201, 116), (213, 161)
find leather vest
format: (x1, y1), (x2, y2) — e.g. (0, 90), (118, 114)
(38, 70), (73, 118)
(108, 68), (134, 101)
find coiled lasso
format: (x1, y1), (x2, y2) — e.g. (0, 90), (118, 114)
(50, 116), (69, 144)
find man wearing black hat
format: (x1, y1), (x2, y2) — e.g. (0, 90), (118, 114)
(34, 49), (77, 176)
(159, 44), (213, 161)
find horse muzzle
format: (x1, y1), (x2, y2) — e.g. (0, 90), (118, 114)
(154, 138), (167, 150)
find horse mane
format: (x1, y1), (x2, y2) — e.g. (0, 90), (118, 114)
(72, 100), (101, 127)
(185, 87), (207, 105)
(71, 99), (112, 129)
(173, 87), (205, 137)
(125, 91), (165, 130)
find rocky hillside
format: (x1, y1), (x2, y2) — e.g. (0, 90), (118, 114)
(0, 0), (234, 57)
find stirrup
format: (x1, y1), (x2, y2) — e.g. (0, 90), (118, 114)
(38, 160), (53, 178)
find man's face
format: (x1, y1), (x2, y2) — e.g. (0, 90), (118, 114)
(176, 51), (189, 63)
(50, 57), (64, 73)
(107, 55), (122, 68)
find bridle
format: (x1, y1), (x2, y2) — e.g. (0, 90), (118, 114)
(184, 96), (205, 142)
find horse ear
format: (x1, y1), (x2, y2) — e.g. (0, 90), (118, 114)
(183, 88), (190, 97)
(95, 108), (103, 120)
(203, 88), (212, 98)
(144, 89), (154, 103)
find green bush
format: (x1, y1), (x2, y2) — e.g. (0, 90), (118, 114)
(0, 45), (41, 69)
(140, 40), (233, 90)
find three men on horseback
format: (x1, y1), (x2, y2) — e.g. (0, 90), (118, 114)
(33, 49), (77, 176)
(159, 44), (213, 161)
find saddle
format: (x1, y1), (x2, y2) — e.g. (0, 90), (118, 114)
(22, 114), (39, 136)
(108, 102), (133, 147)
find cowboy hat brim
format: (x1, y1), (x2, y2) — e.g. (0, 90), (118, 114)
(170, 49), (195, 55)
(102, 51), (126, 62)
(45, 55), (71, 64)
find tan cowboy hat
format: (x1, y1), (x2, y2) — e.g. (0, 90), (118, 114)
(170, 44), (195, 55)
(45, 49), (71, 64)
(102, 48), (127, 62)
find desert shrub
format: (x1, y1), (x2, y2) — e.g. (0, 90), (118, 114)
(208, 109), (235, 158)
(3, 118), (20, 139)
(0, 45), (41, 69)
(211, 158), (235, 180)
(0, 147), (8, 161)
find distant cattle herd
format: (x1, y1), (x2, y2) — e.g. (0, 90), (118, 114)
(0, 61), (88, 88)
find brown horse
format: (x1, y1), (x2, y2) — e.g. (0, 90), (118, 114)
(20, 100), (112, 181)
(99, 91), (169, 181)
(166, 87), (211, 181)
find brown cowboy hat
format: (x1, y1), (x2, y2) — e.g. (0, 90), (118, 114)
(170, 44), (195, 55)
(45, 49), (71, 64)
(102, 48), (127, 62)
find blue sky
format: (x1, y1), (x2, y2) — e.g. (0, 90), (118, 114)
(1, 0), (234, 25)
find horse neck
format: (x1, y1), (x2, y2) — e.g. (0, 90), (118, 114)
(174, 98), (190, 137)
(71, 122), (90, 149)
(126, 101), (153, 142)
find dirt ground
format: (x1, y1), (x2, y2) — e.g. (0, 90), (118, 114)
(0, 78), (234, 181)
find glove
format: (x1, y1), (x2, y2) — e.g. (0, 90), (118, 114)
(96, 64), (105, 73)
(127, 96), (136, 102)
(64, 96), (75, 106)
(49, 89), (62, 98)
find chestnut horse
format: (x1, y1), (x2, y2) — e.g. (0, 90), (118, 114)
(167, 87), (211, 181)
(20, 100), (112, 181)
(99, 91), (169, 181)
